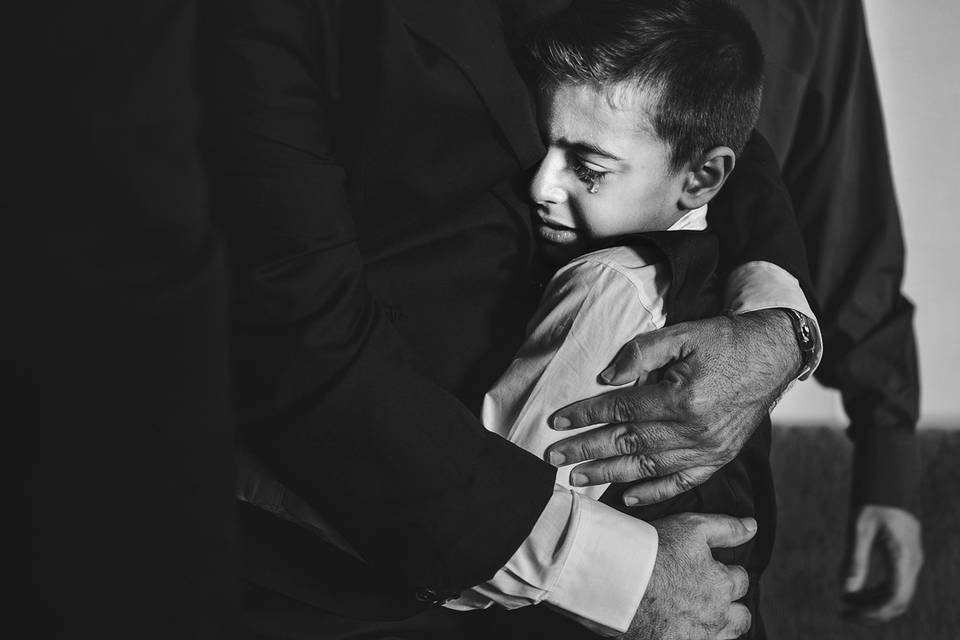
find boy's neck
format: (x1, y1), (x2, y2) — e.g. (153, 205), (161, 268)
(545, 205), (709, 267)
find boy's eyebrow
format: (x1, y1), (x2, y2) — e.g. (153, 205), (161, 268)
(557, 138), (624, 162)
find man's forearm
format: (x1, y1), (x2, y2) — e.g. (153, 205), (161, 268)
(828, 299), (920, 512)
(724, 260), (822, 382)
(730, 309), (801, 397)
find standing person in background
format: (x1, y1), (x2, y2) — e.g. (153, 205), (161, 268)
(14, 1), (237, 637)
(734, 0), (924, 622)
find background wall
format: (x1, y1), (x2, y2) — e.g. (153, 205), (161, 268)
(772, 0), (960, 429)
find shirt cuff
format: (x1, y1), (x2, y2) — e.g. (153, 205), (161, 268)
(547, 493), (657, 633)
(851, 427), (921, 514)
(725, 260), (823, 376)
(444, 486), (657, 634)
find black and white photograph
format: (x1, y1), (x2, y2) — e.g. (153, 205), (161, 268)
(16, 1), (958, 638)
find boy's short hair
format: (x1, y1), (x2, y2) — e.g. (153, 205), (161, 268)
(527, 0), (764, 171)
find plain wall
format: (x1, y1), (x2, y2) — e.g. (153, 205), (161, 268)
(771, 0), (960, 429)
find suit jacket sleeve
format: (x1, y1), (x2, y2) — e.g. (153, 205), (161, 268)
(199, 0), (555, 596)
(779, 0), (919, 512)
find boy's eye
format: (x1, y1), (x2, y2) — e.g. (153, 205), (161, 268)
(571, 158), (608, 191)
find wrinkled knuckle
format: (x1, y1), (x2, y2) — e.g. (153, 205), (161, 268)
(613, 394), (639, 422)
(589, 465), (612, 485)
(573, 406), (596, 428)
(616, 427), (644, 455)
(576, 441), (597, 463)
(674, 472), (697, 493)
(655, 485), (677, 504)
(630, 454), (659, 479)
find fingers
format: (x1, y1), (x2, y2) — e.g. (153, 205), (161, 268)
(726, 564), (750, 601)
(545, 422), (687, 467)
(718, 603), (752, 640)
(860, 589), (910, 623)
(881, 517), (923, 619)
(549, 384), (677, 431)
(599, 325), (687, 386)
(843, 506), (924, 623)
(844, 580), (910, 624)
(843, 512), (879, 593)
(717, 567), (751, 639)
(565, 449), (704, 488)
(620, 466), (718, 505)
(700, 514), (758, 549)
(851, 508), (924, 623)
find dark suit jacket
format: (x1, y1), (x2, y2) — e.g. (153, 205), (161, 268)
(16, 1), (236, 637)
(199, 0), (813, 622)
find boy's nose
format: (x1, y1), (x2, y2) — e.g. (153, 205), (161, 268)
(529, 149), (567, 205)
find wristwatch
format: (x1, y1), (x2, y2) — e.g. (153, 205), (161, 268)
(784, 308), (816, 381)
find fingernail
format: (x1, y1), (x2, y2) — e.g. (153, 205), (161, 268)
(570, 472), (587, 487)
(744, 518), (758, 533)
(552, 416), (571, 430)
(548, 450), (566, 465)
(624, 496), (639, 506)
(599, 366), (616, 384)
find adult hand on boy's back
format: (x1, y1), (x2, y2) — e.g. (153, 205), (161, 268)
(545, 310), (798, 504)
(624, 513), (756, 640)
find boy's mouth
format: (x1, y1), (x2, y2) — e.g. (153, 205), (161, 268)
(536, 211), (579, 245)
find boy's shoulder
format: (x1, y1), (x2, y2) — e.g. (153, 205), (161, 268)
(550, 244), (670, 314)
(559, 244), (667, 289)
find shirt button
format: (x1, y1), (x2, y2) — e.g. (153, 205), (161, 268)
(414, 587), (438, 603)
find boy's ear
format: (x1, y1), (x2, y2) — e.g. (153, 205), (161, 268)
(678, 146), (736, 210)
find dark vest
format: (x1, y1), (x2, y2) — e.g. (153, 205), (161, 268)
(597, 229), (775, 577)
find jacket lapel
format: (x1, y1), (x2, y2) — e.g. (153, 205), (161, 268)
(394, 0), (544, 168)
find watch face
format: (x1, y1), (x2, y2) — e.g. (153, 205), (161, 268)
(787, 310), (817, 380)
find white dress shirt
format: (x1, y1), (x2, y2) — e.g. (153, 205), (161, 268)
(446, 206), (819, 634)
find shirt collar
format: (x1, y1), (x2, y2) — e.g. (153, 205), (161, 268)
(666, 204), (708, 232)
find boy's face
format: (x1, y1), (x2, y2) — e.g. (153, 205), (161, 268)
(531, 82), (688, 263)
